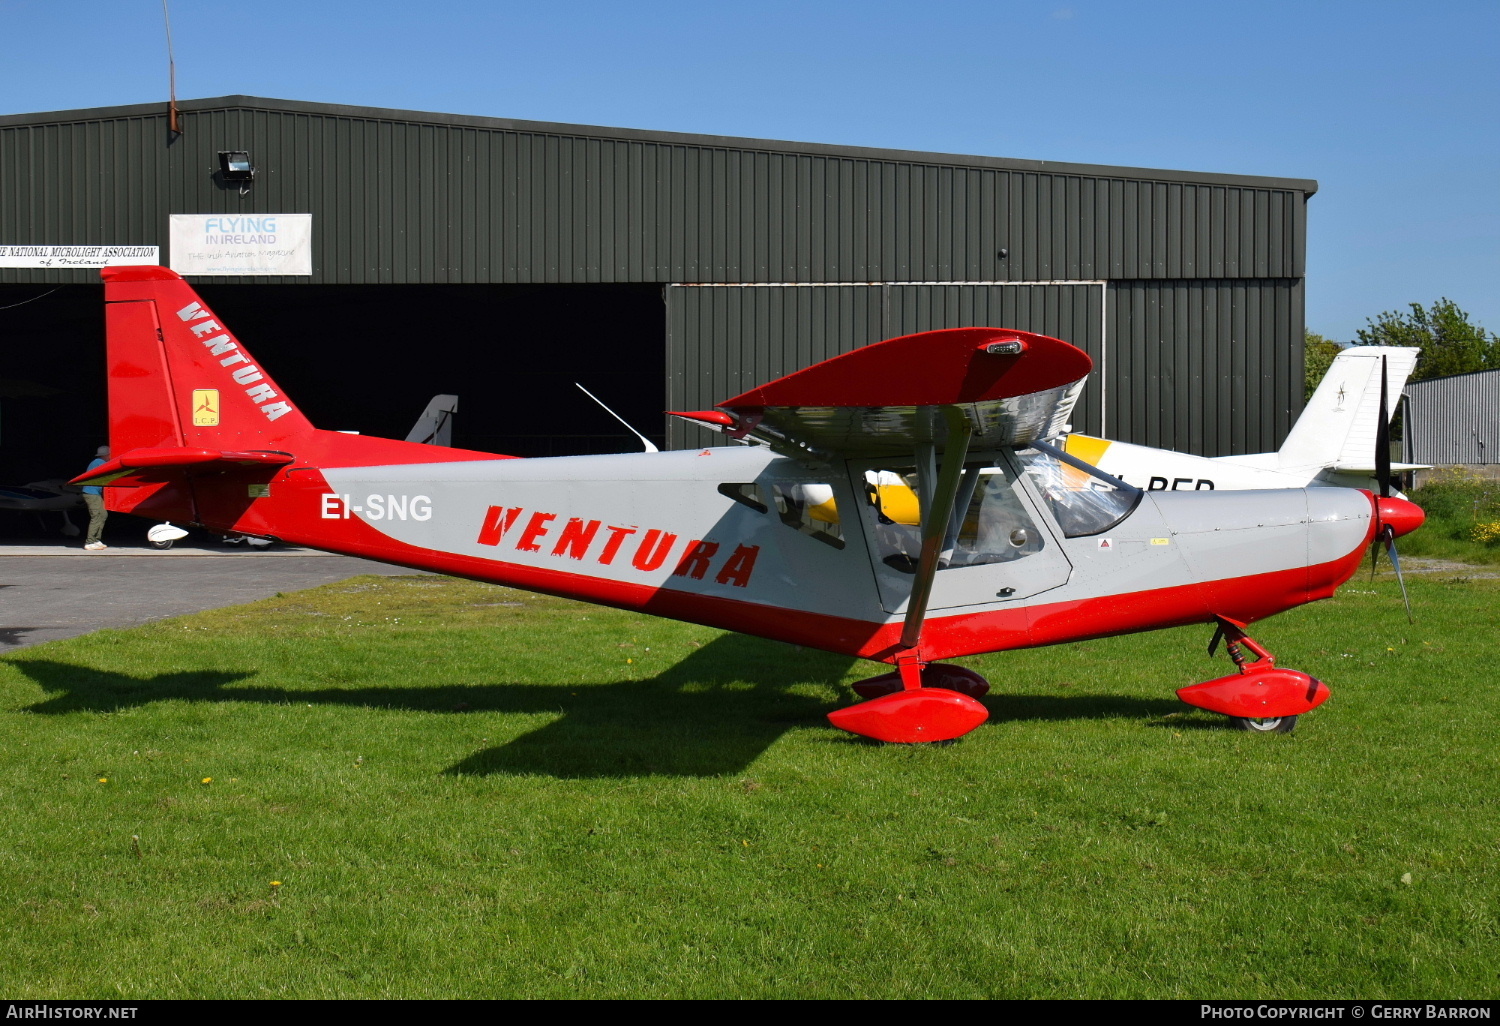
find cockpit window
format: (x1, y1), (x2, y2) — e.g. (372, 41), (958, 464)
(865, 464), (1044, 574)
(772, 482), (844, 548)
(1017, 439), (1143, 537)
(718, 482), (768, 514)
(720, 480), (844, 549)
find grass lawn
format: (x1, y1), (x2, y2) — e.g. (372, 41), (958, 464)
(1, 565), (1497, 999)
(1400, 472), (1500, 565)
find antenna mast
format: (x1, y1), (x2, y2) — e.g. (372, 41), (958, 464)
(162, 0), (181, 136)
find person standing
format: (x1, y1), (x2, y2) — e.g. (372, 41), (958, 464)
(82, 445), (109, 550)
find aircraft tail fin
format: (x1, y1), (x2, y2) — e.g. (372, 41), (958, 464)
(405, 395), (458, 447)
(1274, 346), (1420, 473)
(97, 266), (322, 523)
(94, 267), (506, 536)
(102, 266), (317, 455)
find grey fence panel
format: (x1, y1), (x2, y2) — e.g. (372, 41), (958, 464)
(1404, 370), (1500, 465)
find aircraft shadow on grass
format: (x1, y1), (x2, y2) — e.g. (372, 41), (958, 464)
(8, 636), (1183, 778)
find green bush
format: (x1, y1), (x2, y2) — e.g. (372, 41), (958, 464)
(1399, 468), (1500, 562)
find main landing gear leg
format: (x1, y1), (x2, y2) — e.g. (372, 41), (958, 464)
(1176, 618), (1331, 733)
(828, 656), (991, 744)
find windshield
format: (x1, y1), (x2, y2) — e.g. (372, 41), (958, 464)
(1017, 439), (1143, 537)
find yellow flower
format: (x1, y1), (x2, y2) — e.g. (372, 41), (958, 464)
(201, 777), (213, 784)
(98, 777), (108, 784)
(270, 880), (282, 887)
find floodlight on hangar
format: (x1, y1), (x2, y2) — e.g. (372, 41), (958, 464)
(217, 150), (255, 182)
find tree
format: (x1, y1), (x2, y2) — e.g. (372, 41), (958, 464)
(1304, 330), (1343, 401)
(1353, 298), (1499, 381)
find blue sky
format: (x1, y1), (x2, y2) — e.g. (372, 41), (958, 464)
(2, 0), (1495, 342)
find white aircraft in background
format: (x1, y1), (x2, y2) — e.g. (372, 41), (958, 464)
(1062, 346), (1427, 494)
(0, 480), (83, 536)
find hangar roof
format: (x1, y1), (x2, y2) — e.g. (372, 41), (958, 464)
(0, 95), (1318, 195)
(1, 95), (1317, 287)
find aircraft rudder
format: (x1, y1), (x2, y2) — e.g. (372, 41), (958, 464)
(1277, 345), (1419, 471)
(102, 266), (315, 454)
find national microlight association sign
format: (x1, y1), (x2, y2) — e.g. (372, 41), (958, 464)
(0, 245), (159, 268)
(168, 214), (312, 275)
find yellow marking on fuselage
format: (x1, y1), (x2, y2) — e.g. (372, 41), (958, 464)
(1064, 433), (1112, 466)
(1059, 434), (1113, 491)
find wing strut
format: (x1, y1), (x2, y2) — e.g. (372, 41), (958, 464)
(899, 405), (973, 652)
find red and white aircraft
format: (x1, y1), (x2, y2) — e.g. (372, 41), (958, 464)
(76, 267), (1425, 742)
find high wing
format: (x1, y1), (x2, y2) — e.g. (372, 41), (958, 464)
(675, 327), (1093, 682)
(674, 327), (1090, 459)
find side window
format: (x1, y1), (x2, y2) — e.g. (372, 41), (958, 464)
(864, 465), (1043, 573)
(866, 471), (923, 572)
(772, 482), (844, 548)
(719, 480), (845, 549)
(718, 482), (768, 514)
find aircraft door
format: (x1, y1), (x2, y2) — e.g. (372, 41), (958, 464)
(851, 452), (1072, 614)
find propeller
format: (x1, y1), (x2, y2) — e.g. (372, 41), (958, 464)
(1369, 357), (1391, 580)
(1369, 354), (1416, 623)
(1376, 355), (1392, 499)
(1378, 522), (1414, 622)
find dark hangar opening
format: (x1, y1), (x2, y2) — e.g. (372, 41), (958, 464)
(195, 282), (668, 457)
(0, 281), (666, 539)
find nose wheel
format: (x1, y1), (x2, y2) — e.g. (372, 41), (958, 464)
(1178, 618), (1328, 731)
(1233, 715), (1298, 734)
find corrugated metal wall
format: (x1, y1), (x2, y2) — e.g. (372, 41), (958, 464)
(667, 280), (1302, 456)
(1404, 370), (1500, 464)
(1108, 279), (1304, 456)
(0, 97), (1313, 456)
(666, 283), (1104, 449)
(1, 100), (1309, 288)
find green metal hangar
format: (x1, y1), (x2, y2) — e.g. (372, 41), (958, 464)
(0, 94), (1316, 497)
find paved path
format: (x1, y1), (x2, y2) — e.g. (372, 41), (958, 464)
(0, 545), (426, 651)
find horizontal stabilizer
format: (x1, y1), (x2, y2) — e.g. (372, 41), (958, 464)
(71, 446), (294, 487)
(1329, 461), (1432, 473)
